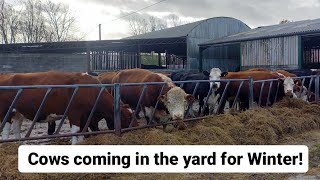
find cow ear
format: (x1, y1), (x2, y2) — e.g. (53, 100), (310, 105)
(278, 78), (284, 83)
(158, 95), (167, 103)
(185, 94), (195, 103)
(294, 79), (302, 86)
(203, 71), (210, 77)
(221, 72), (228, 77)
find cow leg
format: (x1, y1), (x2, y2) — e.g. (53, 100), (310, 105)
(12, 117), (23, 139)
(2, 122), (11, 140)
(68, 111), (84, 145)
(106, 118), (115, 130)
(198, 99), (203, 116)
(70, 125), (81, 145)
(143, 107), (152, 124)
(135, 105), (141, 119)
(216, 95), (227, 114)
(228, 98), (234, 109)
(200, 96), (209, 116)
(47, 121), (56, 135)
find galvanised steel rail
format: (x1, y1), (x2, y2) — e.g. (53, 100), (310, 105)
(0, 75), (319, 143)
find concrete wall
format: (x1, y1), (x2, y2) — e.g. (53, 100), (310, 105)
(0, 53), (88, 73)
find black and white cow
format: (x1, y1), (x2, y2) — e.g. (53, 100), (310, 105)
(170, 68), (226, 116)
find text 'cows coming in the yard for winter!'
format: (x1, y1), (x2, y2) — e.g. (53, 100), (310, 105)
(18, 145), (308, 173)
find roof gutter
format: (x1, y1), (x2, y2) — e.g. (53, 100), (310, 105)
(199, 29), (320, 47)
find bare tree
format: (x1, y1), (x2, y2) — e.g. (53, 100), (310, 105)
(126, 13), (167, 35)
(279, 19), (291, 24)
(43, 0), (76, 42)
(0, 0), (20, 44)
(165, 14), (182, 27)
(148, 16), (167, 32)
(20, 0), (46, 43)
(127, 14), (149, 35)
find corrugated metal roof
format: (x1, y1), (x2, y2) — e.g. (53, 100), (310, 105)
(123, 20), (203, 40)
(123, 17), (243, 40)
(200, 18), (320, 46)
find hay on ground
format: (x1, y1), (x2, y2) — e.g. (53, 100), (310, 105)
(0, 97), (320, 179)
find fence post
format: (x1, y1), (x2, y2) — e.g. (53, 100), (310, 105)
(315, 75), (320, 102)
(248, 77), (254, 109)
(114, 83), (121, 136)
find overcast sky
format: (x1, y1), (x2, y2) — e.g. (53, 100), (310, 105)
(52, 0), (320, 40)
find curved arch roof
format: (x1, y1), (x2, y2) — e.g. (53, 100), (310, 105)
(123, 17), (250, 40)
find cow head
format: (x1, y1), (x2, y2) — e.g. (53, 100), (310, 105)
(191, 100), (200, 114)
(158, 87), (195, 121)
(204, 68), (227, 90)
(282, 77), (296, 98)
(307, 91), (315, 102)
(120, 104), (137, 128)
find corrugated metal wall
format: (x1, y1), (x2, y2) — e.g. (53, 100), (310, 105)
(241, 36), (299, 70)
(187, 17), (250, 70)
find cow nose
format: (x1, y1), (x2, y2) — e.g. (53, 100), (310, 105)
(173, 113), (183, 120)
(285, 90), (293, 97)
(212, 83), (218, 89)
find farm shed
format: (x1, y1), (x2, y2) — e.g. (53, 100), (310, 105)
(0, 17), (249, 73)
(199, 18), (320, 72)
(0, 39), (172, 73)
(124, 17), (250, 70)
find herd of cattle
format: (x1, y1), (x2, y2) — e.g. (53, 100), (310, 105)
(0, 68), (319, 144)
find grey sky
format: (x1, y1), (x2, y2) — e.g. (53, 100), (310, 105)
(62, 0), (320, 39)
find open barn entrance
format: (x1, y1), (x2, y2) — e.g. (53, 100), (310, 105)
(302, 34), (320, 69)
(200, 43), (241, 72)
(89, 37), (187, 72)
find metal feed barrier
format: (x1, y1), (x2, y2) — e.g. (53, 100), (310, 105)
(0, 75), (319, 143)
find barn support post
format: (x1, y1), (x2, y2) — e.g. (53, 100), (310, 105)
(316, 75), (320, 102)
(248, 77), (254, 109)
(114, 83), (122, 136)
(137, 42), (141, 68)
(86, 49), (91, 73)
(298, 36), (303, 69)
(198, 47), (205, 72)
(119, 51), (124, 69)
(158, 53), (162, 67)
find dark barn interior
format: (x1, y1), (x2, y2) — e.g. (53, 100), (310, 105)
(302, 34), (320, 69)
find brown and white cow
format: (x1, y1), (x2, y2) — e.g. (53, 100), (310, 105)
(216, 70), (295, 113)
(274, 70), (312, 101)
(112, 69), (195, 130)
(0, 71), (136, 144)
(244, 69), (308, 101)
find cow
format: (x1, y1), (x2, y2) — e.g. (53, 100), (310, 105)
(170, 68), (226, 116)
(0, 71), (136, 144)
(47, 71), (100, 135)
(242, 69), (309, 102)
(98, 71), (119, 84)
(278, 69), (320, 102)
(112, 69), (195, 131)
(286, 69), (317, 91)
(215, 71), (295, 114)
(179, 72), (210, 115)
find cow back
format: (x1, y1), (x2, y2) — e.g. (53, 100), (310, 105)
(112, 69), (170, 108)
